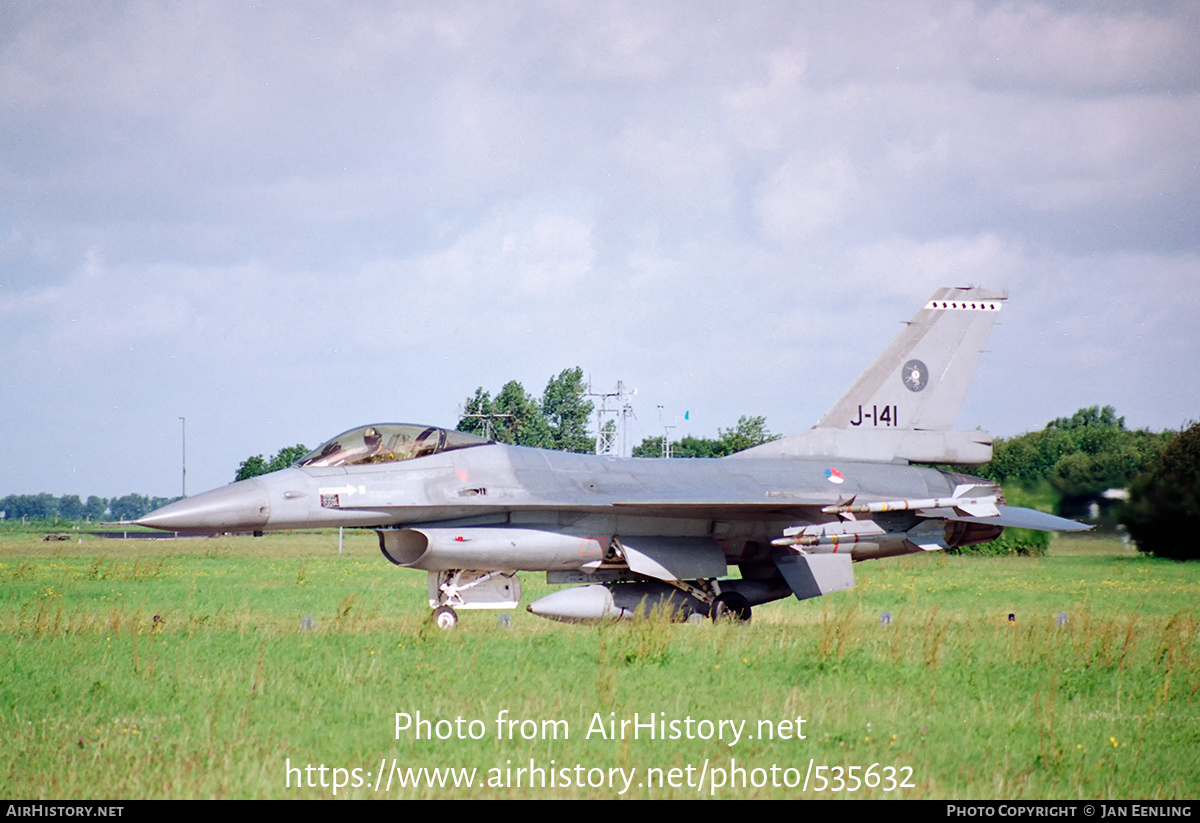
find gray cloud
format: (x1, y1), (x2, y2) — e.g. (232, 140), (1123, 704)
(2, 1), (1197, 497)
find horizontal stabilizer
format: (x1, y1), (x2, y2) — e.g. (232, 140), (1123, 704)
(941, 504), (1091, 533)
(774, 553), (856, 602)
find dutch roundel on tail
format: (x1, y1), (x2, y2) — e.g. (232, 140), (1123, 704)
(139, 287), (1088, 628)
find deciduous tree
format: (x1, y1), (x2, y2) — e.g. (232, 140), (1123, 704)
(234, 444), (308, 482)
(541, 367), (594, 453)
(1121, 423), (1198, 560)
(457, 370), (595, 451)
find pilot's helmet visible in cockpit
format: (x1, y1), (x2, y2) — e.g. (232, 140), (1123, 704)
(297, 424), (491, 469)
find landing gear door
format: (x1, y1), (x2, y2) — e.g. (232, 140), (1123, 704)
(428, 570), (522, 610)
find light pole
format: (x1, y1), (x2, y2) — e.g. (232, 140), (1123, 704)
(179, 417), (187, 498)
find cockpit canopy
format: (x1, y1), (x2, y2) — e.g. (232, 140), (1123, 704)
(296, 424), (492, 468)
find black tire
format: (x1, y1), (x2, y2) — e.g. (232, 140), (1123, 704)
(711, 592), (752, 624)
(432, 605), (459, 630)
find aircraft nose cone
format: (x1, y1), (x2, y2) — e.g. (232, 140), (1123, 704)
(137, 479), (270, 532)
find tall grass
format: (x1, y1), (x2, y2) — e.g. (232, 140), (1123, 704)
(1, 531), (1196, 798)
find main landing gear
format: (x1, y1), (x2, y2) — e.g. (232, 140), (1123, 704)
(656, 578), (753, 624)
(710, 591), (752, 624)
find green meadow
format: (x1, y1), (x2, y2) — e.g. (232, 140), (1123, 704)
(1, 530), (1196, 799)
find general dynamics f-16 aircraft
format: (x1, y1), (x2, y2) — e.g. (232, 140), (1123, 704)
(139, 286), (1086, 628)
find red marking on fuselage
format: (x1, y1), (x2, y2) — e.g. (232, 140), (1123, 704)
(576, 537), (606, 556)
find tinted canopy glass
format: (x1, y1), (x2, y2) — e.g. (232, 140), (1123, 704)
(297, 424), (491, 468)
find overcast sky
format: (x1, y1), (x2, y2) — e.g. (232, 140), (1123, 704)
(2, 1), (1198, 499)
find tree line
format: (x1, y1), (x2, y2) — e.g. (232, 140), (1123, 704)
(966, 405), (1193, 560)
(456, 367), (781, 457)
(974, 405), (1174, 515)
(0, 493), (180, 524)
(631, 415), (779, 457)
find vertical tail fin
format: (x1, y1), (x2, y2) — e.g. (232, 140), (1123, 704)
(816, 286), (1006, 431)
(735, 286), (1006, 464)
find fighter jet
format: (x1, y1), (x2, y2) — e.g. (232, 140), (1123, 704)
(138, 286), (1086, 628)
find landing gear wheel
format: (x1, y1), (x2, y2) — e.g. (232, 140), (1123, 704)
(711, 592), (752, 624)
(432, 605), (459, 630)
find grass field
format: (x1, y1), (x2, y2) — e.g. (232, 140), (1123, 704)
(2, 529), (1197, 799)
